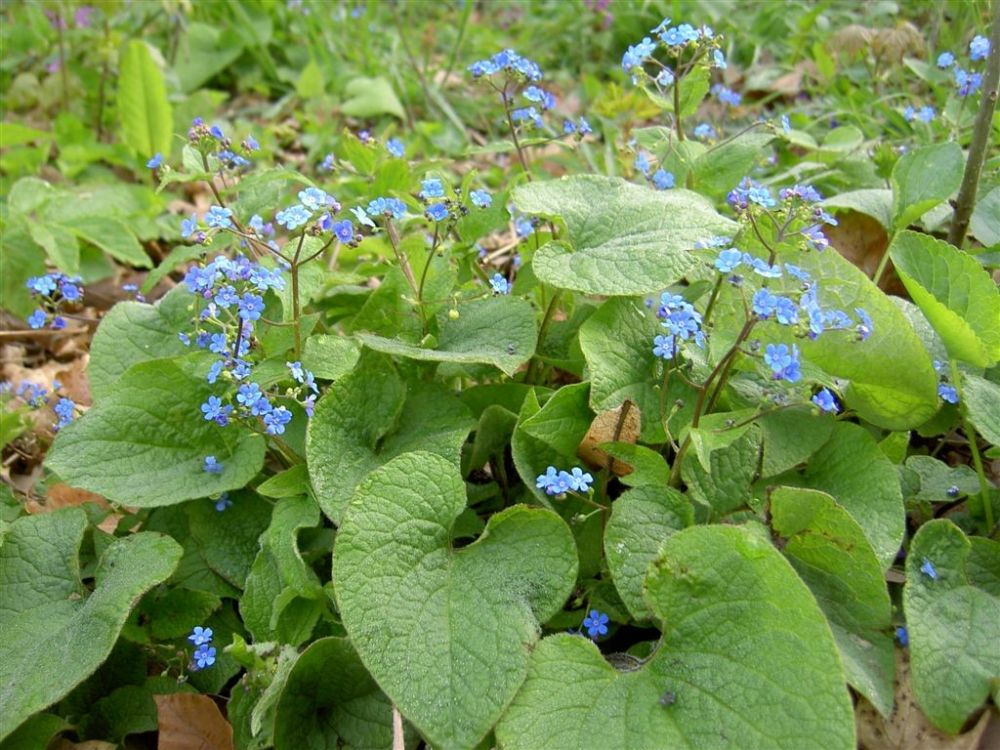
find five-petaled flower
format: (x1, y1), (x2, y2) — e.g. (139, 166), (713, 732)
(583, 610), (609, 639)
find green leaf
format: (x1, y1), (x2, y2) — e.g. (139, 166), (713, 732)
(8, 176), (55, 214)
(904, 455), (981, 501)
(891, 143), (963, 231)
(510, 384), (592, 505)
(116, 40), (173, 158)
(777, 242), (939, 428)
(969, 186), (1000, 247)
(890, 230), (1000, 367)
(174, 23), (245, 93)
(301, 334), (361, 381)
(0, 122), (55, 148)
(692, 131), (774, 197)
(70, 216), (151, 268)
(903, 520), (1000, 733)
(822, 189), (894, 229)
(0, 713), (68, 750)
(256, 464), (311, 499)
(27, 222), (79, 274)
(274, 637), (416, 750)
(604, 486), (692, 621)
(185, 492), (273, 591)
(241, 496), (323, 646)
(770, 487), (894, 717)
(295, 59), (325, 99)
(962, 373), (1000, 446)
(512, 175), (735, 295)
(794, 422), (904, 570)
(334, 452), (577, 750)
(579, 297), (675, 443)
(758, 407), (834, 477)
(358, 297), (538, 377)
(341, 76), (405, 119)
(306, 352), (472, 524)
(682, 425), (760, 516)
(496, 525), (855, 750)
(46, 356), (266, 507)
(88, 289), (193, 402)
(0, 509), (181, 741)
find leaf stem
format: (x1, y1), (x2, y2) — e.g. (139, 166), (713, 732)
(525, 291), (562, 384)
(950, 358), (995, 532)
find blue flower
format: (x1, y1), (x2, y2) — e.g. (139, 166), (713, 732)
(652, 169), (675, 190)
(188, 626), (213, 645)
(205, 206), (233, 229)
(711, 84), (741, 106)
(181, 213), (198, 238)
(366, 197), (407, 220)
(920, 558), (938, 580)
(203, 455), (223, 474)
(752, 289), (779, 319)
(713, 49), (727, 69)
(812, 389), (839, 413)
(653, 334), (676, 359)
(954, 67), (983, 97)
(764, 343), (801, 383)
(53, 397), (75, 429)
(264, 405), (292, 435)
(715, 248), (743, 273)
(938, 383), (959, 404)
(208, 333), (228, 354)
(242, 134), (259, 151)
(319, 153), (335, 172)
(200, 396), (232, 425)
(331, 219), (354, 243)
(781, 114), (791, 132)
(146, 153), (163, 169)
(802, 225), (829, 251)
(936, 51), (955, 68)
(621, 36), (656, 70)
(903, 106), (916, 122)
(728, 178), (776, 211)
(747, 256), (783, 278)
(250, 394), (273, 417)
(511, 106), (543, 128)
(566, 467), (593, 492)
(774, 296), (799, 326)
(784, 263), (810, 283)
(577, 117), (593, 135)
(634, 151), (652, 176)
(299, 187), (334, 212)
(59, 278), (82, 301)
(855, 308), (873, 341)
(489, 273), (510, 295)
(214, 492), (232, 511)
(895, 626), (908, 647)
(351, 206), (376, 228)
(238, 293), (265, 322)
(470, 189), (492, 208)
(27, 309), (47, 329)
(536, 466), (559, 491)
(426, 203), (449, 222)
(779, 184), (823, 203)
(209, 124), (225, 140)
(693, 123), (716, 140)
(214, 285), (238, 309)
(969, 35), (990, 61)
(27, 275), (58, 296)
(206, 360), (224, 384)
(287, 361), (305, 382)
(655, 68), (675, 87)
(582, 610), (609, 639)
(386, 138), (405, 157)
(192, 644), (217, 670)
(917, 106), (935, 123)
(276, 204), (312, 230)
(237, 382), (263, 407)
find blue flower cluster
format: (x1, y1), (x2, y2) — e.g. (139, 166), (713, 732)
(535, 466), (594, 495)
(621, 18), (726, 96)
(711, 84), (742, 107)
(903, 105), (935, 123)
(468, 48), (543, 81)
(653, 293), (705, 361)
(186, 118), (258, 172)
(1, 380), (76, 429)
(937, 34), (990, 97)
(633, 150), (675, 191)
(490, 273), (511, 295)
(187, 626), (216, 670)
(25, 272), (83, 330)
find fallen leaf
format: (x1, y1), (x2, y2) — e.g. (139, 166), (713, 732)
(824, 210), (905, 294)
(155, 693), (235, 750)
(856, 650), (996, 750)
(577, 401), (640, 475)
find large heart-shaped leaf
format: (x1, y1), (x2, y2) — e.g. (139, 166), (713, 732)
(333, 452), (578, 750)
(306, 352), (473, 524)
(512, 175), (735, 295)
(771, 487), (894, 716)
(0, 509), (181, 741)
(890, 143), (963, 232)
(496, 525), (855, 750)
(903, 520), (1000, 733)
(46, 356), (266, 507)
(889, 231), (1000, 368)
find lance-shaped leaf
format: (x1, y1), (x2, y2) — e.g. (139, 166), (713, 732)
(512, 175), (735, 296)
(771, 487), (894, 717)
(46, 356), (266, 507)
(333, 452), (578, 750)
(889, 231), (1000, 368)
(117, 40), (173, 158)
(496, 525), (855, 750)
(0, 509), (181, 741)
(903, 520), (1000, 733)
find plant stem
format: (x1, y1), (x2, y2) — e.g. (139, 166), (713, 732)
(502, 89), (532, 179)
(672, 75), (685, 141)
(525, 291), (562, 384)
(947, 0), (1000, 248)
(290, 233), (305, 359)
(950, 358), (995, 531)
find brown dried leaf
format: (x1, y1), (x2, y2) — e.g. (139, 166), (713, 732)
(577, 401), (640, 475)
(873, 22), (923, 64)
(830, 24), (876, 57)
(856, 650), (997, 750)
(155, 694), (235, 750)
(824, 211), (905, 294)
